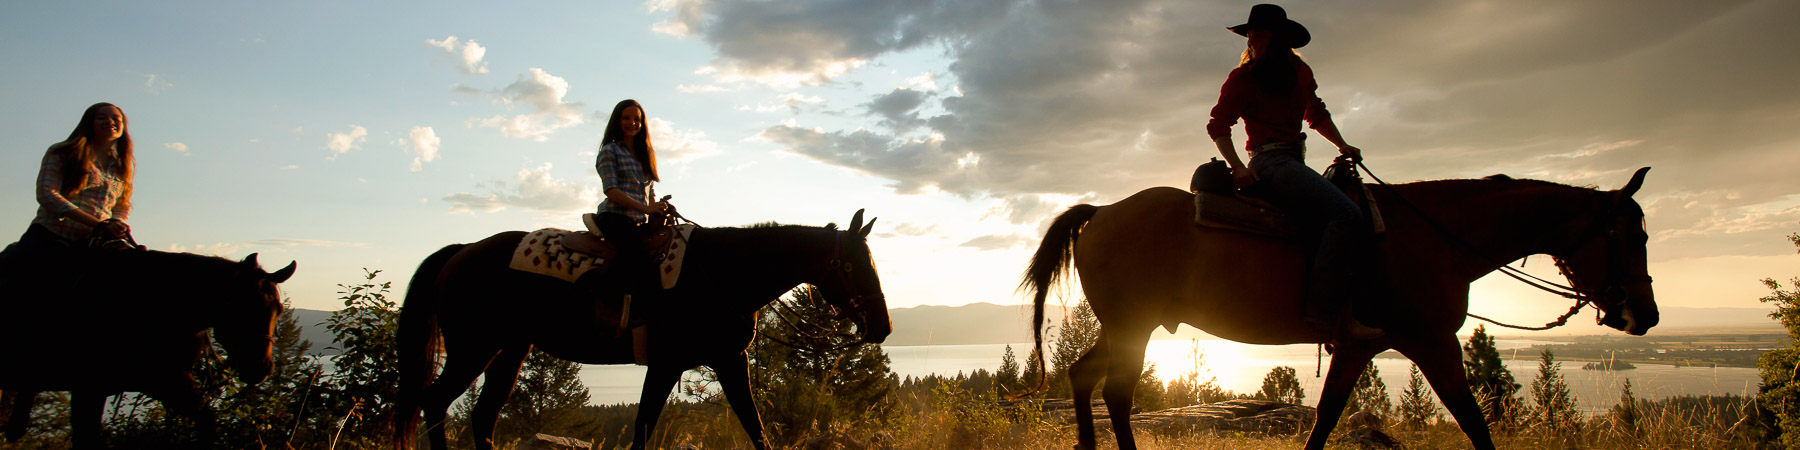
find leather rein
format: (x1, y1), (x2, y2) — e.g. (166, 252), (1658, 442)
(1356, 161), (1646, 331)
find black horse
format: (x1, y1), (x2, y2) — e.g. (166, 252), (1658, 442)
(0, 250), (294, 447)
(394, 210), (891, 450)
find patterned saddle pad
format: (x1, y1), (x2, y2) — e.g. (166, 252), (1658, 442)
(507, 224), (696, 288)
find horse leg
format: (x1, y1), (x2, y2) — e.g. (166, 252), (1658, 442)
(2, 390), (34, 442)
(631, 365), (685, 450)
(710, 352), (769, 450)
(421, 347), (501, 450)
(1302, 342), (1382, 450)
(70, 391), (107, 450)
(1401, 337), (1497, 450)
(1100, 325), (1152, 450)
(471, 345), (529, 450)
(1069, 339), (1109, 450)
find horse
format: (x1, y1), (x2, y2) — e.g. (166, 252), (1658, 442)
(0, 250), (295, 448)
(1020, 168), (1657, 449)
(393, 210), (891, 450)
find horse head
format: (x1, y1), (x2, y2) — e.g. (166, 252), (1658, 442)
(816, 209), (893, 344)
(1552, 167), (1658, 336)
(212, 253), (296, 384)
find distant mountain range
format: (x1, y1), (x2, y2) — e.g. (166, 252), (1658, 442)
(285, 304), (1779, 355)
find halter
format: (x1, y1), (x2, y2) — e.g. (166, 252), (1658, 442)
(826, 230), (883, 318)
(1358, 161), (1649, 331)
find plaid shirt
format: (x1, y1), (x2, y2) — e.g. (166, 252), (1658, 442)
(595, 142), (655, 223)
(33, 143), (130, 241)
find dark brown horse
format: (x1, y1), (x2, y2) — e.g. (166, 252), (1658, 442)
(394, 210), (891, 450)
(1021, 168), (1657, 449)
(0, 250), (294, 448)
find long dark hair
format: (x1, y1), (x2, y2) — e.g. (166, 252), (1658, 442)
(1240, 47), (1302, 96)
(600, 99), (659, 182)
(54, 102), (135, 212)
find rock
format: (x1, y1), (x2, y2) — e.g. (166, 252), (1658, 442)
(516, 433), (592, 450)
(1344, 411), (1384, 430)
(1336, 426), (1404, 449)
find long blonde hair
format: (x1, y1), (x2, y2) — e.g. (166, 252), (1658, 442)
(54, 102), (135, 212)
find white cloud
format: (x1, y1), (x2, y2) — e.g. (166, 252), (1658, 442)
(326, 125), (368, 159)
(676, 83), (730, 93)
(647, 118), (721, 164)
(906, 72), (939, 91)
(749, 92), (826, 114)
(403, 126), (441, 172)
(959, 233), (1027, 251)
(168, 239), (365, 257)
(443, 163), (597, 214)
(167, 242), (245, 256)
(471, 68), (586, 141)
(142, 73), (172, 94)
(163, 142), (189, 155)
(425, 36), (490, 75)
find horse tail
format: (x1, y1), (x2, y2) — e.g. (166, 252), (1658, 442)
(395, 243), (463, 450)
(1016, 203), (1099, 397)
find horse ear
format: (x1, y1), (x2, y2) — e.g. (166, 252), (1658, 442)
(269, 261), (297, 283)
(240, 253), (261, 269)
(1617, 167), (1650, 199)
(859, 217), (877, 238)
(848, 209), (866, 235)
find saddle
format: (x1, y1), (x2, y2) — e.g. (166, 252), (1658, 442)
(1188, 157), (1385, 238)
(506, 216), (694, 287)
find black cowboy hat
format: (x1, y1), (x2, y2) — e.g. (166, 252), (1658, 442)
(1228, 4), (1310, 49)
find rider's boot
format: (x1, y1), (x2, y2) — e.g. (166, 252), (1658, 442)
(1302, 271), (1385, 343)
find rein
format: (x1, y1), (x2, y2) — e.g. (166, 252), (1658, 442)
(1355, 161), (1623, 331)
(764, 230), (876, 353)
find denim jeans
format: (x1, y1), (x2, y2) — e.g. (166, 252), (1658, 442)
(1248, 147), (1371, 315)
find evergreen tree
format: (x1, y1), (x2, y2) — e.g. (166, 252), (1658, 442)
(1463, 324), (1523, 429)
(497, 347), (596, 440)
(1611, 378), (1639, 439)
(1397, 363), (1438, 430)
(1344, 362), (1391, 419)
(1047, 300), (1101, 398)
(1530, 348), (1580, 436)
(1256, 366), (1305, 404)
(1756, 231), (1800, 447)
(996, 345), (1023, 395)
(743, 285), (896, 446)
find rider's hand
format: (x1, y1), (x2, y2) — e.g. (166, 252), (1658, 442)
(1231, 168), (1259, 189)
(1337, 145), (1363, 162)
(647, 201), (670, 214)
(98, 219), (129, 237)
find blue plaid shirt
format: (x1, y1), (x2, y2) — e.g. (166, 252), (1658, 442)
(595, 142), (655, 223)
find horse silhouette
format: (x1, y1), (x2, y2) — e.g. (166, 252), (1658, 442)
(394, 210), (890, 450)
(0, 251), (294, 448)
(1021, 168), (1656, 449)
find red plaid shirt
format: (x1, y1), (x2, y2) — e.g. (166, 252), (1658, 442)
(32, 143), (130, 241)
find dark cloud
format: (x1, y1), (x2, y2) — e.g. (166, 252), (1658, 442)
(683, 0), (1800, 255)
(864, 88), (931, 133)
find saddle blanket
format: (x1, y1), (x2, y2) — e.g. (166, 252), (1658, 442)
(507, 224), (695, 288)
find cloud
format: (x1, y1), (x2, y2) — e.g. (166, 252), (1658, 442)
(746, 92), (825, 114)
(650, 0), (1015, 87)
(425, 36), (490, 75)
(959, 233), (1027, 251)
(877, 221), (941, 238)
(443, 163), (597, 214)
(403, 126), (441, 172)
(326, 125), (368, 159)
(470, 68), (586, 141)
(756, 125), (957, 195)
(647, 118), (721, 164)
(142, 73), (172, 94)
(163, 142), (189, 155)
(863, 88), (931, 133)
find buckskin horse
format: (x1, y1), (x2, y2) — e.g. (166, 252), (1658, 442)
(394, 210), (891, 450)
(1021, 168), (1656, 449)
(0, 251), (294, 448)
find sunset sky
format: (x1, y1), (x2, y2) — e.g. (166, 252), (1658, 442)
(3, 0), (1797, 336)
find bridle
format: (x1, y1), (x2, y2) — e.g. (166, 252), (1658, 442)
(761, 230), (884, 352)
(825, 230), (883, 323)
(1358, 161), (1649, 331)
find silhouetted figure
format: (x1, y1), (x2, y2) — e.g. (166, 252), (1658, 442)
(593, 99), (672, 318)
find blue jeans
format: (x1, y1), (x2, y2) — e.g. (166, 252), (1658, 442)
(1248, 147), (1370, 316)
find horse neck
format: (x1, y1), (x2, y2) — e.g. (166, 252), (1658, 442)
(111, 251), (236, 325)
(1386, 179), (1604, 280)
(688, 225), (835, 312)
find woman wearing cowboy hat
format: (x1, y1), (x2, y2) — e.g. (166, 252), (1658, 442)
(1206, 4), (1384, 341)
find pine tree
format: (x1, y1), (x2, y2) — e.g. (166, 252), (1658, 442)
(743, 285), (896, 446)
(996, 345), (1023, 395)
(497, 347), (595, 440)
(1048, 300), (1101, 398)
(1612, 378), (1639, 439)
(1257, 366), (1305, 404)
(1398, 363), (1438, 430)
(1530, 348), (1580, 436)
(1345, 362), (1391, 419)
(1463, 324), (1522, 429)
(1755, 231), (1800, 447)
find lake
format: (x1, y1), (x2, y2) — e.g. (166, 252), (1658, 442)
(579, 339), (1763, 414)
